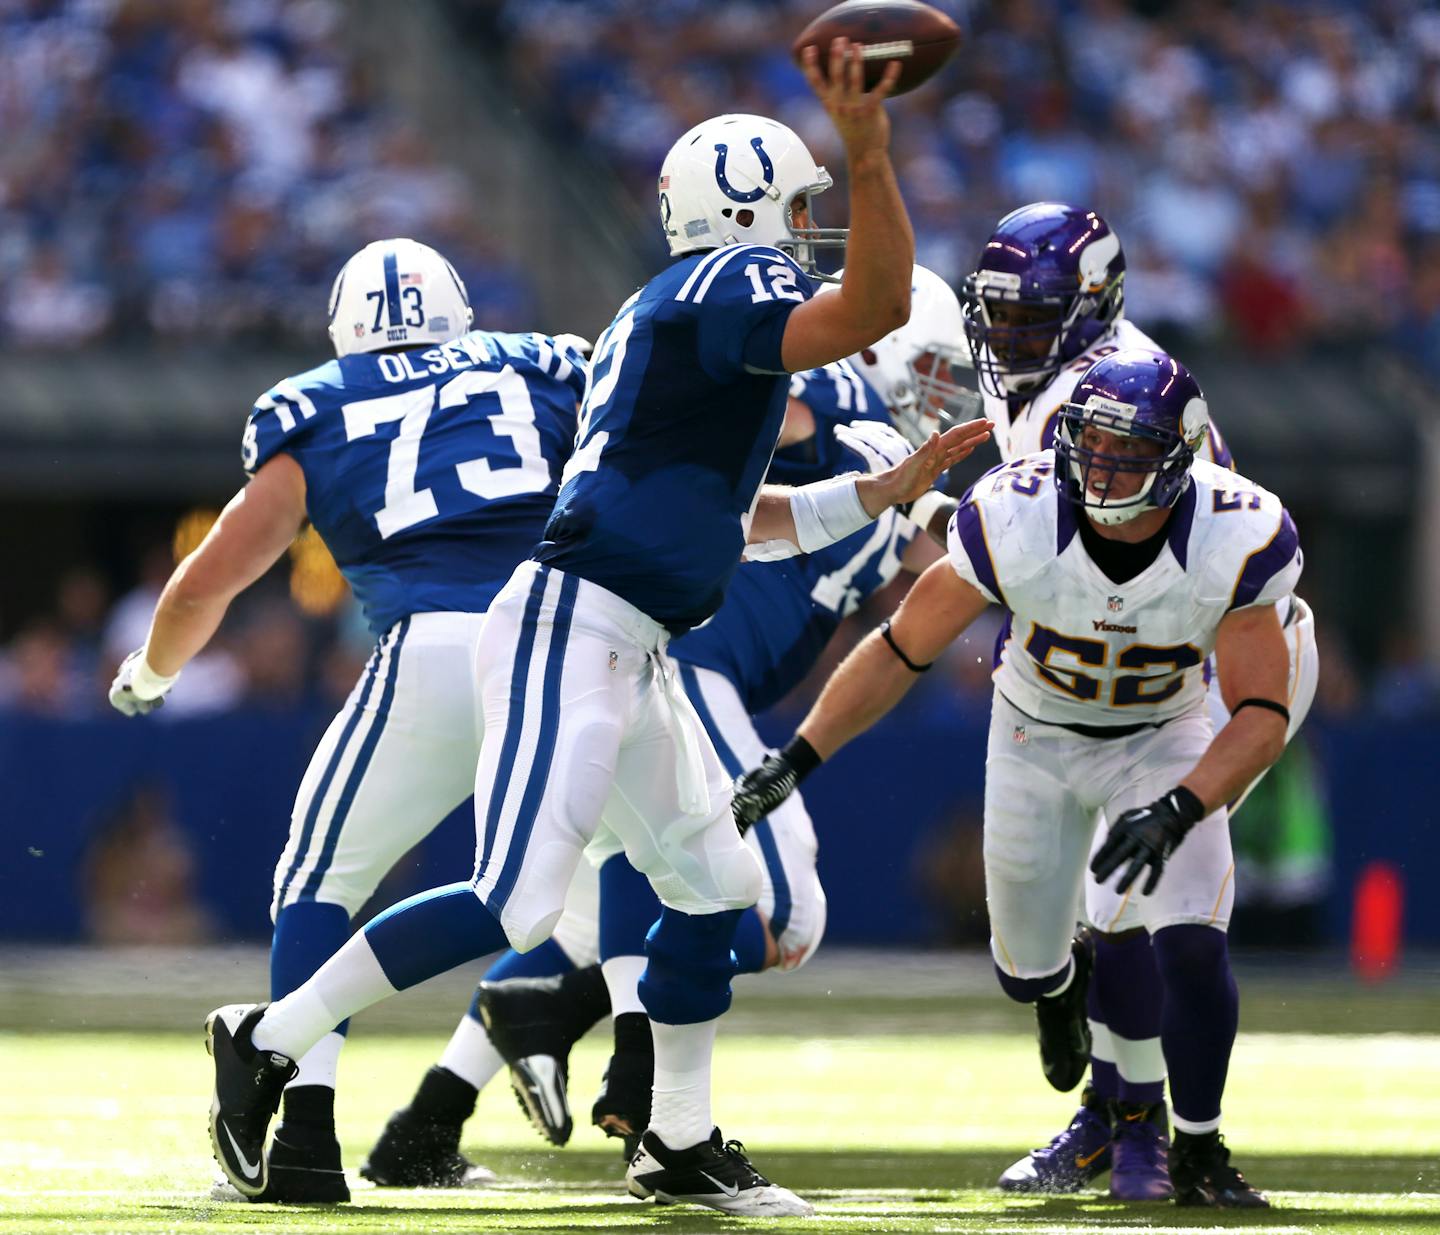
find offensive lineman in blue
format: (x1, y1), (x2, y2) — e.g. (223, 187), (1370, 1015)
(199, 41), (992, 1217)
(109, 237), (585, 1201)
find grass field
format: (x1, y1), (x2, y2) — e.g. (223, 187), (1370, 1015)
(3, 1022), (1438, 1235)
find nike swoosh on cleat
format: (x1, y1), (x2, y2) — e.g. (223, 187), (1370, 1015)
(699, 1170), (741, 1198)
(1075, 1145), (1108, 1169)
(222, 1122), (262, 1181)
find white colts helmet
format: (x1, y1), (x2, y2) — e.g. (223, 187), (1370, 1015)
(327, 238), (474, 358)
(836, 264), (977, 446)
(658, 114), (846, 274)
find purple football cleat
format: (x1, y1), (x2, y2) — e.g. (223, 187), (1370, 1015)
(1109, 1102), (1174, 1201)
(997, 1089), (1112, 1193)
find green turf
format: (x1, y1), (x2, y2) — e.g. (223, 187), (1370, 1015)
(2, 1031), (1437, 1234)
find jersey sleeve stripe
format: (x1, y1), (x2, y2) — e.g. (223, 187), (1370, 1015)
(953, 498), (1007, 606)
(1229, 509), (1299, 610)
(691, 245), (755, 304)
(675, 247), (732, 302)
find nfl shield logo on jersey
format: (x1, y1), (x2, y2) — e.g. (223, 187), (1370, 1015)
(1012, 724), (1028, 745)
(1107, 595), (1124, 613)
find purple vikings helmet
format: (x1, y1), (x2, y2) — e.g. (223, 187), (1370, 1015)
(962, 203), (1125, 400)
(1054, 349), (1209, 526)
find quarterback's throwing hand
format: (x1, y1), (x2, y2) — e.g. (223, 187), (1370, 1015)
(1090, 787), (1206, 895)
(108, 649), (179, 717)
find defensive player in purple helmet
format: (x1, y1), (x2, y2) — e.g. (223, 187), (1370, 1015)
(736, 348), (1309, 1209)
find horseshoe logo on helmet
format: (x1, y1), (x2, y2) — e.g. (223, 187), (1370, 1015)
(713, 137), (774, 203)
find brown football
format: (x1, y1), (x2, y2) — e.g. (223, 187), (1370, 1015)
(791, 1), (962, 96)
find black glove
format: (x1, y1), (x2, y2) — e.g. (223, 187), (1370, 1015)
(731, 735), (821, 835)
(1090, 786), (1206, 895)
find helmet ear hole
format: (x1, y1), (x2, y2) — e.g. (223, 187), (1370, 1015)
(721, 208), (733, 218)
(861, 348), (878, 365)
(735, 208), (755, 228)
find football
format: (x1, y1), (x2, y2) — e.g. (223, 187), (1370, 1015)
(791, 0), (962, 96)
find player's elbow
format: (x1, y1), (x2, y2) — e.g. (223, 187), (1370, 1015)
(875, 288), (910, 337)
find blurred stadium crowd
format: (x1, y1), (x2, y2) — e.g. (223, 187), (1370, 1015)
(480, 0), (1440, 369)
(0, 0), (534, 348)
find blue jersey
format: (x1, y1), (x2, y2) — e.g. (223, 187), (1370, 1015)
(243, 331), (584, 635)
(534, 244), (813, 633)
(670, 360), (920, 713)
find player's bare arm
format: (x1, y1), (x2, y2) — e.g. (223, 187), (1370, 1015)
(1179, 602), (1291, 810)
(780, 40), (913, 373)
(732, 560), (989, 829)
(109, 454), (307, 714)
(1092, 602), (1291, 896)
(745, 416), (990, 550)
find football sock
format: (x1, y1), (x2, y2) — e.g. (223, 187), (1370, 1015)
(437, 1011), (505, 1093)
(1153, 924), (1236, 1134)
(290, 1029), (344, 1091)
(1093, 932), (1166, 1106)
(731, 908), (769, 974)
(993, 952), (1073, 1002)
(1085, 969), (1120, 1102)
(602, 955), (647, 1017)
(271, 901), (353, 1036)
(280, 1082), (335, 1132)
(408, 1064), (480, 1127)
(598, 853), (662, 960)
(648, 1018), (717, 1149)
(254, 884), (508, 1062)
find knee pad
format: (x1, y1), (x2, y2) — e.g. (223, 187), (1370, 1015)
(638, 906), (742, 1025)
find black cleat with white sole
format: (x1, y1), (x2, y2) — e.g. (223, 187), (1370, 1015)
(210, 1124), (351, 1204)
(626, 1128), (813, 1217)
(507, 1053), (573, 1146)
(360, 1108), (497, 1189)
(205, 1003), (296, 1198)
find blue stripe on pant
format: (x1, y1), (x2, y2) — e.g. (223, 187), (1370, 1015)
(296, 617), (410, 901)
(678, 663), (791, 937)
(275, 625), (395, 908)
(487, 571), (580, 914)
(476, 567), (549, 883)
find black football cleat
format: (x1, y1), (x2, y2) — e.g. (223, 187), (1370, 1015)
(205, 1003), (296, 1198)
(359, 1108), (496, 1189)
(1171, 1131), (1269, 1208)
(209, 1122), (351, 1204)
(1035, 931), (1094, 1092)
(626, 1128), (813, 1216)
(477, 974), (593, 1146)
(592, 1013), (654, 1160)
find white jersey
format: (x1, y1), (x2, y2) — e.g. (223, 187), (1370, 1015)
(983, 319), (1234, 467)
(947, 454), (1302, 730)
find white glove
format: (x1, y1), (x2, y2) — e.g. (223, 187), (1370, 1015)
(108, 649), (179, 717)
(833, 420), (913, 475)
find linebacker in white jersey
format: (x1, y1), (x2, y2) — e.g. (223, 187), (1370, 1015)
(735, 348), (1300, 1209)
(950, 203), (1317, 1202)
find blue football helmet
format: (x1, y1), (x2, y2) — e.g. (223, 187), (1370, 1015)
(1054, 348), (1209, 526)
(962, 203), (1126, 400)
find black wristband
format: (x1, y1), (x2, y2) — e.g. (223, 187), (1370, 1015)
(780, 734), (822, 783)
(1167, 784), (1206, 824)
(880, 619), (932, 673)
(1232, 696), (1290, 725)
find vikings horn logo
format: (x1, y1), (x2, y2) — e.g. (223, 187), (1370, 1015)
(714, 137), (774, 203)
